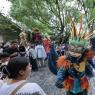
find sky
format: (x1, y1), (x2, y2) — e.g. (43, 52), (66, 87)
(0, 0), (11, 15)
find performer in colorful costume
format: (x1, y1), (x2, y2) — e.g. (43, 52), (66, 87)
(48, 17), (95, 95)
(42, 37), (51, 55)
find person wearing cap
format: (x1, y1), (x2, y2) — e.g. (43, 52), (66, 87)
(3, 41), (18, 59)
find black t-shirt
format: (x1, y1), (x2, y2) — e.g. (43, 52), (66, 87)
(3, 47), (18, 55)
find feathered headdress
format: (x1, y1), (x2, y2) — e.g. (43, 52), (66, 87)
(69, 15), (93, 47)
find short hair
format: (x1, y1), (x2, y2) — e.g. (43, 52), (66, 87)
(33, 28), (39, 32)
(3, 56), (29, 79)
(11, 41), (17, 45)
(19, 45), (25, 52)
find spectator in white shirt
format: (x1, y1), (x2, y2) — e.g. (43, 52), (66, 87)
(0, 57), (46, 95)
(35, 43), (47, 67)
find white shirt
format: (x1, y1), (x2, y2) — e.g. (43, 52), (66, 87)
(88, 77), (95, 95)
(92, 56), (95, 65)
(0, 80), (46, 95)
(28, 48), (37, 59)
(0, 48), (3, 53)
(0, 80), (4, 88)
(35, 45), (47, 59)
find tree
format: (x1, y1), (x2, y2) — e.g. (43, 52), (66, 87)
(77, 0), (95, 31)
(9, 0), (81, 36)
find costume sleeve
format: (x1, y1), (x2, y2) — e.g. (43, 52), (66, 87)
(55, 68), (66, 88)
(55, 56), (69, 88)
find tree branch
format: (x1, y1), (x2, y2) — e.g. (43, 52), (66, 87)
(55, 0), (63, 27)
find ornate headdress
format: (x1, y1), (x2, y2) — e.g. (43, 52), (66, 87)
(69, 16), (93, 48)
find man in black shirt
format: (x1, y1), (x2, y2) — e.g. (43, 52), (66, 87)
(3, 41), (18, 58)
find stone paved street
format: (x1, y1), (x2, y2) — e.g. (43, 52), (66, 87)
(28, 66), (66, 95)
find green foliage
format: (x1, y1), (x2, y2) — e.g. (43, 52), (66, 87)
(10, 0), (81, 35)
(10, 0), (51, 33)
(77, 0), (95, 31)
(11, 0), (95, 43)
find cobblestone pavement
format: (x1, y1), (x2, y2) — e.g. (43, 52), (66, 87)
(28, 66), (66, 95)
(28, 65), (94, 95)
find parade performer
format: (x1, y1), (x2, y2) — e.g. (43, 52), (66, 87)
(32, 28), (42, 44)
(19, 31), (27, 46)
(42, 37), (51, 56)
(48, 17), (95, 95)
